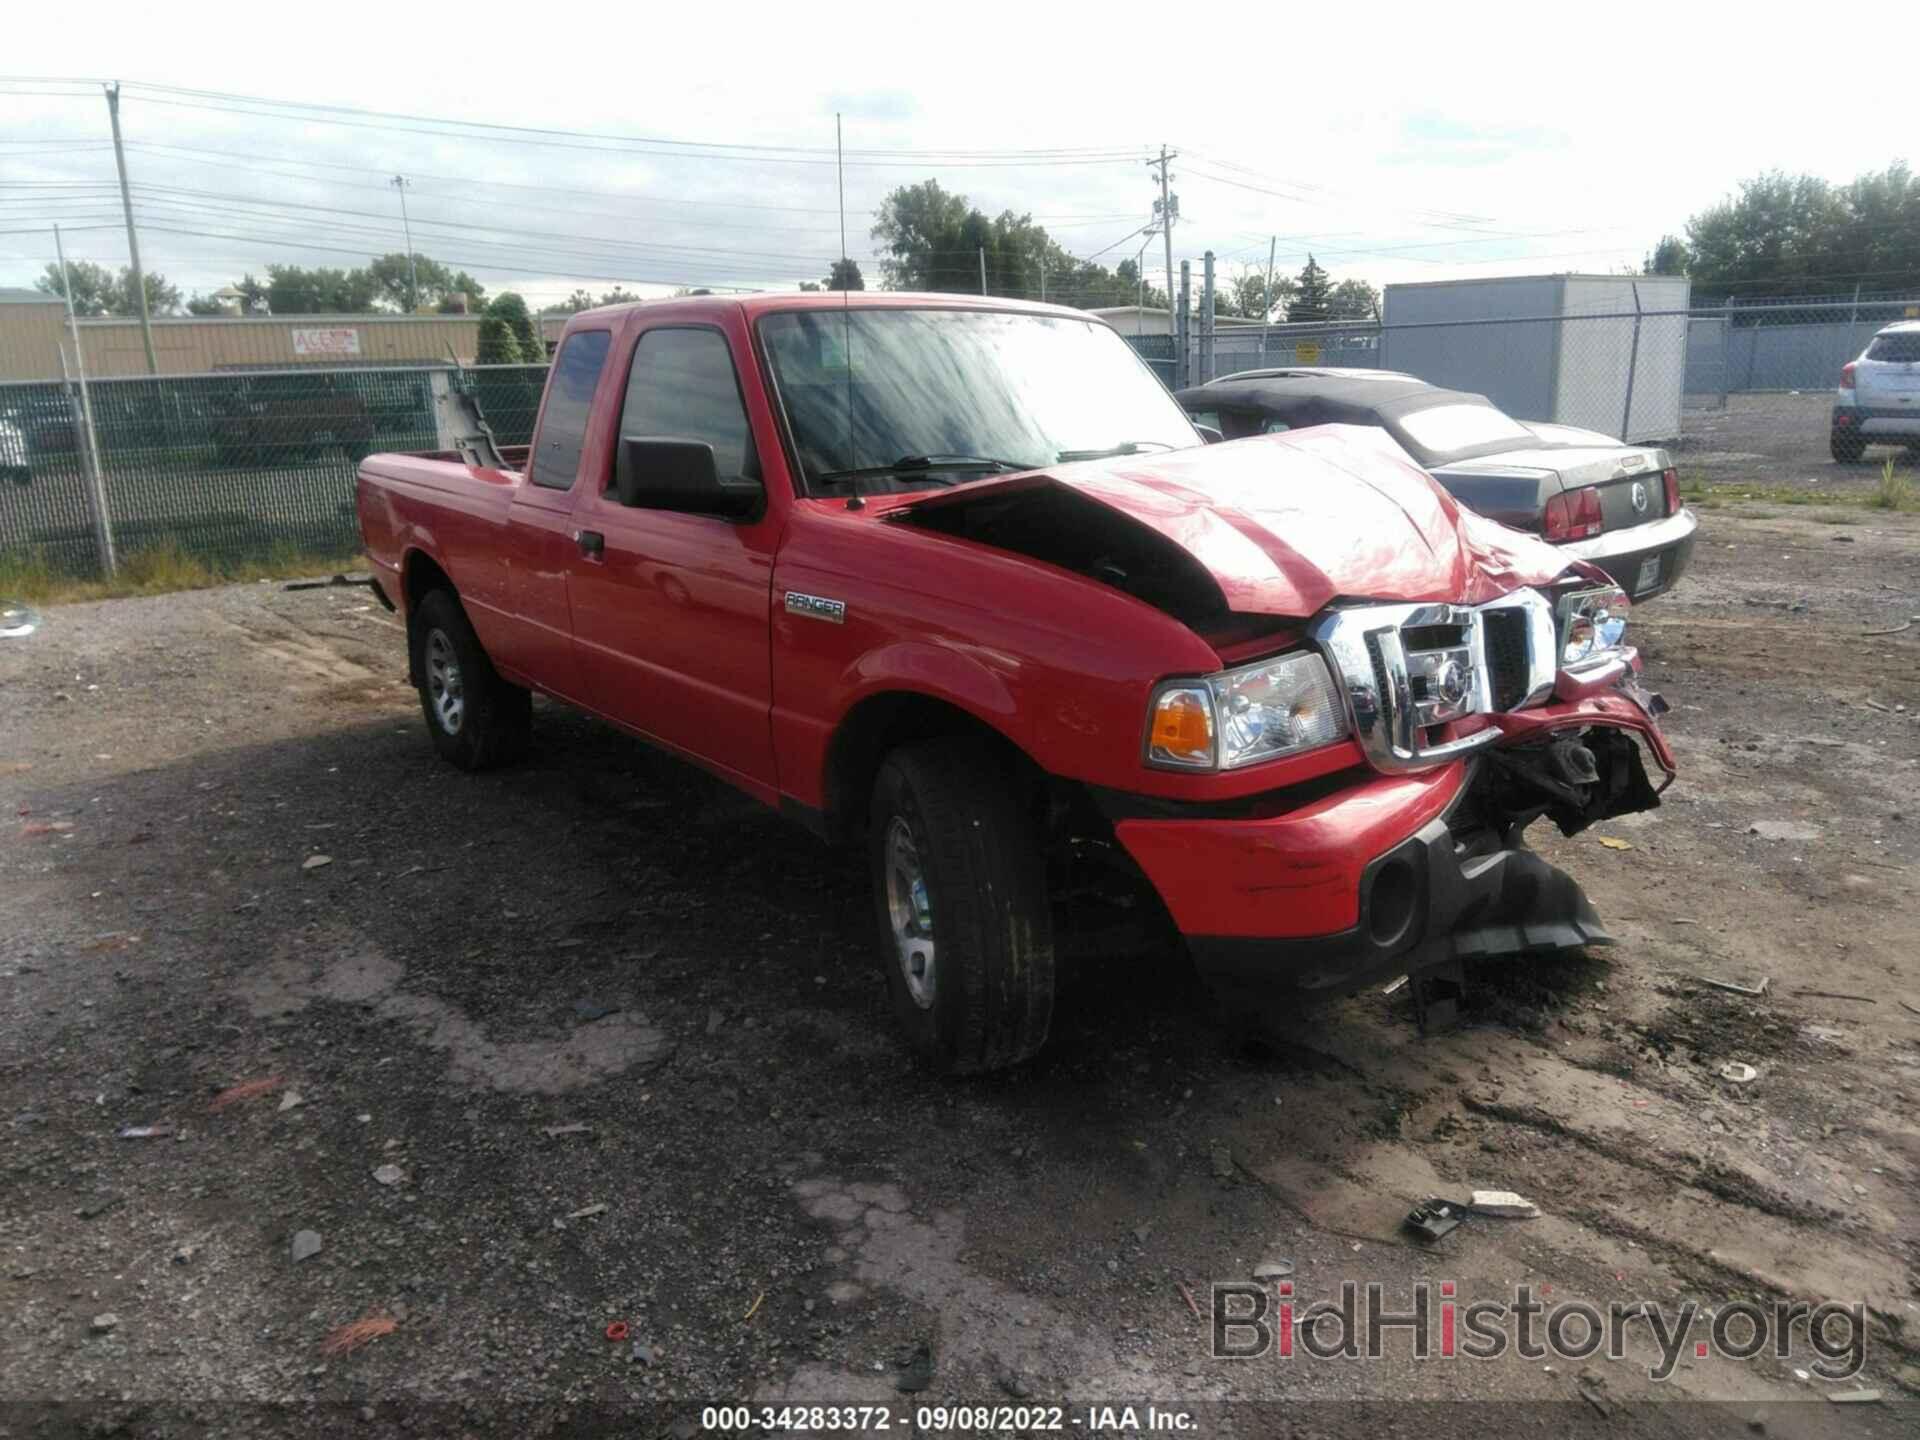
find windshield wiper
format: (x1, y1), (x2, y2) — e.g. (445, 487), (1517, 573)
(1055, 440), (1179, 462)
(812, 454), (1030, 487)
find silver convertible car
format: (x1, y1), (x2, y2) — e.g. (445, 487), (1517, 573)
(1176, 368), (1698, 602)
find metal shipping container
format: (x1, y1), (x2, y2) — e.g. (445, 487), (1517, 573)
(1380, 274), (1690, 443)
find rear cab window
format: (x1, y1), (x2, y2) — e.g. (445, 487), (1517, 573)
(529, 330), (612, 489)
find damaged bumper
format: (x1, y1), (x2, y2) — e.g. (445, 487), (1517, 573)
(1111, 679), (1671, 996)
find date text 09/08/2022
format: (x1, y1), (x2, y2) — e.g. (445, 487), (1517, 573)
(699, 1404), (1198, 1431)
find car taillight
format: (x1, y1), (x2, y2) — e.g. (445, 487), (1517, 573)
(1543, 487), (1603, 542)
(1840, 362), (1856, 390)
(1662, 466), (1680, 513)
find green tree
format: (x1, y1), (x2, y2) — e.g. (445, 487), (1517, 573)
(540, 289), (598, 316)
(475, 313), (522, 364)
(185, 293), (227, 316)
(798, 281), (823, 292)
(825, 258), (865, 291)
(1327, 278), (1379, 320)
(1674, 168), (1920, 298)
(362, 253), (480, 312)
(1227, 265), (1290, 322)
(486, 292), (540, 360)
(235, 274), (269, 315)
(1644, 234), (1689, 276)
(263, 264), (378, 315)
(598, 287), (643, 306)
(35, 261), (179, 317)
(1288, 256), (1333, 322)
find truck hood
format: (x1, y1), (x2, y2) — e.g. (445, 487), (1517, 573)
(892, 424), (1580, 620)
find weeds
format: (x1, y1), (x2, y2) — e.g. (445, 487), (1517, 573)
(0, 540), (363, 605)
(1868, 456), (1915, 511)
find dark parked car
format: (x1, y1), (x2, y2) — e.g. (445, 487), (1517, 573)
(1176, 368), (1696, 602)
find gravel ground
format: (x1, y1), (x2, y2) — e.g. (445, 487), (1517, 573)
(2, 505), (1918, 1437)
(1675, 392), (1918, 491)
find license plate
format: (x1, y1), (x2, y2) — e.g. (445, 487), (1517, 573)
(1635, 555), (1662, 595)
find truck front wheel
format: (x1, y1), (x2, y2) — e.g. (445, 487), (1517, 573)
(410, 588), (531, 771)
(868, 739), (1055, 1074)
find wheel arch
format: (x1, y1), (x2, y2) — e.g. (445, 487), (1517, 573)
(819, 689), (1041, 847)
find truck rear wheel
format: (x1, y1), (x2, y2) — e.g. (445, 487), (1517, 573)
(868, 738), (1055, 1075)
(410, 588), (531, 771)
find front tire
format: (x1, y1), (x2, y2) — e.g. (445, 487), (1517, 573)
(410, 588), (531, 771)
(868, 739), (1054, 1075)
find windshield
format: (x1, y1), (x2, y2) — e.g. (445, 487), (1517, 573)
(759, 307), (1200, 493)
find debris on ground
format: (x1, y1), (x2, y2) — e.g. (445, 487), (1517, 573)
(1209, 1142), (1234, 1181)
(1381, 975), (1408, 996)
(742, 1292), (765, 1322)
(629, 1340), (653, 1365)
(1403, 1198), (1466, 1242)
(372, 1164), (405, 1187)
(1467, 1189), (1540, 1218)
(320, 1312), (398, 1356)
(116, 1124), (174, 1139)
(604, 1321), (630, 1342)
(1695, 975), (1770, 997)
(301, 854), (333, 870)
(290, 1230), (322, 1263)
(75, 1197), (122, 1220)
(998, 1371), (1034, 1400)
(1596, 837), (1634, 850)
(892, 1340), (934, 1393)
(1253, 1259), (1295, 1279)
(89, 1313), (119, 1335)
(277, 1090), (303, 1112)
(1793, 989), (1876, 1004)
(566, 1202), (607, 1220)
(1747, 820), (1822, 842)
(573, 999), (618, 1022)
(1719, 1062), (1760, 1084)
(1825, 1389), (1882, 1404)
(1177, 1282), (1201, 1320)
(209, 1076), (285, 1113)
(541, 1122), (592, 1138)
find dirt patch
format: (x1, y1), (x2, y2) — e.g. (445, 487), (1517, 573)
(1, 517), (1917, 1423)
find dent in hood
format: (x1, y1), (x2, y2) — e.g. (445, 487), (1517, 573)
(892, 424), (1578, 620)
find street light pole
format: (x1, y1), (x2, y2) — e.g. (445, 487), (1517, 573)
(391, 176), (418, 311)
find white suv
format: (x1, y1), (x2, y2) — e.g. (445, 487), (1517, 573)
(1832, 320), (1920, 462)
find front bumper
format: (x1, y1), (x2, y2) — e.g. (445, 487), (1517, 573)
(1111, 690), (1668, 996)
(1559, 507), (1697, 601)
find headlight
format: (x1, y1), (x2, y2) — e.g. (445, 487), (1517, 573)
(1556, 584), (1630, 670)
(1146, 651), (1349, 771)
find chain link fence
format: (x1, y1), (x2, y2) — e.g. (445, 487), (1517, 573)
(0, 363), (548, 579)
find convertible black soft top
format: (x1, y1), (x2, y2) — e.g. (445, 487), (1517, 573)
(1175, 369), (1545, 468)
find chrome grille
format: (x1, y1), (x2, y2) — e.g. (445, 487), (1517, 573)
(1309, 589), (1556, 774)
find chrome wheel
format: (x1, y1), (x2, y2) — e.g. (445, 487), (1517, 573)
(885, 816), (935, 1010)
(424, 628), (465, 735)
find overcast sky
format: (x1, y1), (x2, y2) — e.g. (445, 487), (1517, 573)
(4, 3), (1915, 312)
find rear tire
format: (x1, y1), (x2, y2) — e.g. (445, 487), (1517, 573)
(868, 738), (1054, 1075)
(1830, 430), (1867, 463)
(410, 588), (531, 771)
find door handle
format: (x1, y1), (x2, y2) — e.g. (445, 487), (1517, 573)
(574, 529), (604, 559)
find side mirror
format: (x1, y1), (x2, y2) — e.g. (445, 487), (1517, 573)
(616, 436), (763, 519)
(1194, 423), (1225, 445)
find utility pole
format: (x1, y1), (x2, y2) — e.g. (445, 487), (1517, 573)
(391, 176), (418, 311)
(1147, 146), (1178, 332)
(835, 113), (847, 273)
(55, 224), (115, 576)
(979, 246), (987, 296)
(103, 83), (156, 375)
(1263, 236), (1277, 325)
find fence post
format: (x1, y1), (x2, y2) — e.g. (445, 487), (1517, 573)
(57, 340), (115, 579)
(1176, 261), (1191, 391)
(1201, 250), (1216, 384)
(1620, 283), (1643, 442)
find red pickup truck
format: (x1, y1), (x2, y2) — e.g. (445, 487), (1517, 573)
(356, 293), (1676, 1073)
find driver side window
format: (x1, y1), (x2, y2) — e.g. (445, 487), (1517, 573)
(615, 327), (757, 501)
